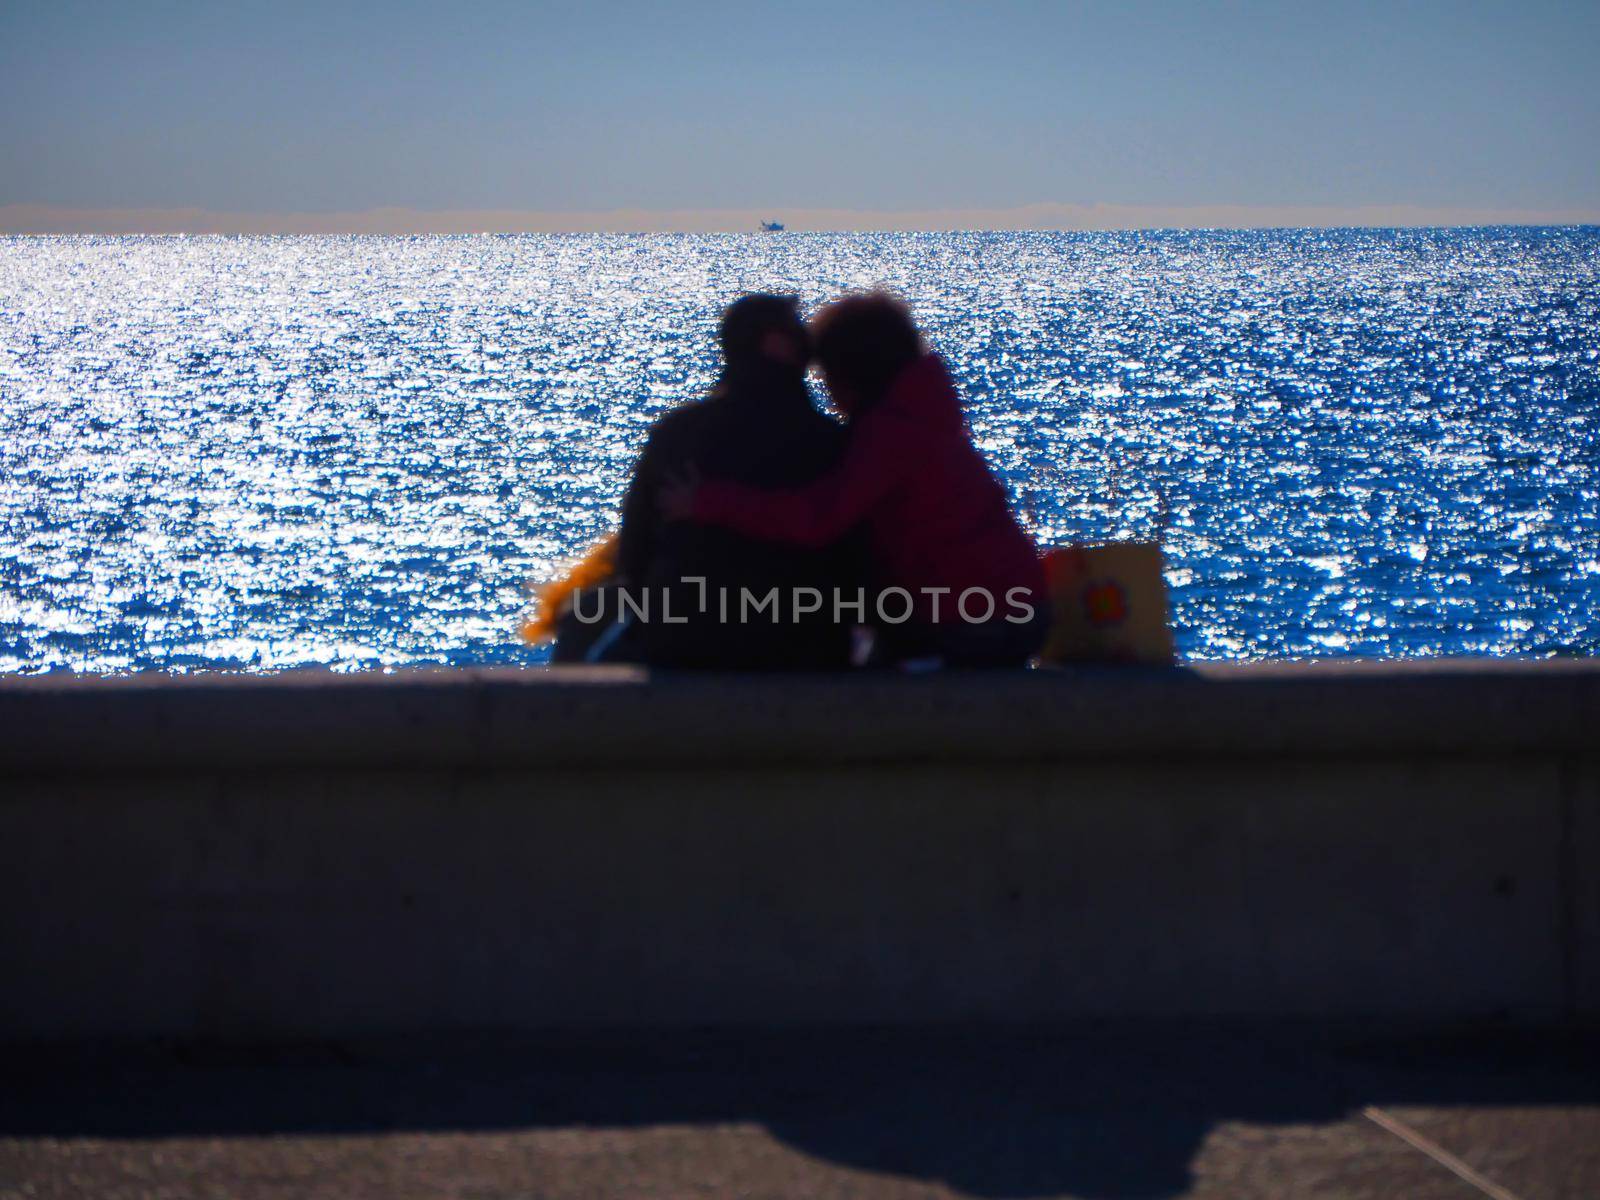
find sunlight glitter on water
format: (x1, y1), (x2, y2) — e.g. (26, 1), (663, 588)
(1, 228), (1597, 671)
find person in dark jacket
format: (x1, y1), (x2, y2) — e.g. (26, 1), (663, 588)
(662, 292), (1047, 668)
(603, 293), (861, 669)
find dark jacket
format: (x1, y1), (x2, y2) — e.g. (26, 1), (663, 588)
(613, 361), (859, 669)
(693, 354), (1045, 625)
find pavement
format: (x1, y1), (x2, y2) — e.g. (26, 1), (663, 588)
(3, 1023), (1598, 1199)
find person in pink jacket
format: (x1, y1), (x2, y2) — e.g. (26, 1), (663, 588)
(662, 293), (1048, 667)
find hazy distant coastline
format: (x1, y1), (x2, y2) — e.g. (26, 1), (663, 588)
(4, 202), (1598, 236)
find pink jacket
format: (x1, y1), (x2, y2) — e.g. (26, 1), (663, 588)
(693, 354), (1045, 623)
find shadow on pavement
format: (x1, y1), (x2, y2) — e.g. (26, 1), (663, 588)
(4, 1023), (1598, 1199)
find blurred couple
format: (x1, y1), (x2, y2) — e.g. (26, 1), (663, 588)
(554, 292), (1048, 670)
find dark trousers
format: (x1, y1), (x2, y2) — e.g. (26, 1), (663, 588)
(878, 605), (1050, 669)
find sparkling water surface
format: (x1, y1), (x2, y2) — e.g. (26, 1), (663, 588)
(2, 228), (1597, 672)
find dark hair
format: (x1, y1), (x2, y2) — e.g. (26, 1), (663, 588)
(809, 292), (923, 410)
(718, 293), (804, 370)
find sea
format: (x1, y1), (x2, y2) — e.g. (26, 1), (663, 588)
(1, 227), (1596, 672)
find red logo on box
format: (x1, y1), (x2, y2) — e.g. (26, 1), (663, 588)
(1083, 581), (1128, 627)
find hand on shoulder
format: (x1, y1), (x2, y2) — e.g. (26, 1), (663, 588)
(658, 463), (702, 521)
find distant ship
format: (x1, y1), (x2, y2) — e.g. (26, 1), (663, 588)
(758, 220), (785, 232)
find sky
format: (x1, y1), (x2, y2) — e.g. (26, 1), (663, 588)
(2, 0), (1597, 231)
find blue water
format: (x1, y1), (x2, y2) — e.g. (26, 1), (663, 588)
(1, 228), (1597, 672)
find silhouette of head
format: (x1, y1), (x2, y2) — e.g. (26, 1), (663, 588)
(719, 293), (808, 375)
(809, 292), (924, 416)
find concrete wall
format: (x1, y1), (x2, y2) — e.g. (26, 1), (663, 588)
(1, 661), (1596, 1037)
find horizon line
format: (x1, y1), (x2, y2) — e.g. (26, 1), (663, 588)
(4, 202), (1599, 236)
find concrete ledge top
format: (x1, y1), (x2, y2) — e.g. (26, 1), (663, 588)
(2, 659), (1596, 774)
